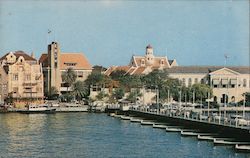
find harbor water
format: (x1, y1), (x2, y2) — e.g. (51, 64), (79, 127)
(0, 113), (249, 158)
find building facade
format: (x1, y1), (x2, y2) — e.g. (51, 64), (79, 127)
(39, 42), (92, 94)
(105, 45), (250, 105)
(0, 51), (44, 107)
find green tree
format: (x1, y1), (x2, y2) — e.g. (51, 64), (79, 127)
(46, 86), (59, 100)
(112, 88), (125, 100)
(142, 69), (169, 89)
(161, 78), (182, 101)
(96, 91), (109, 101)
(72, 81), (88, 101)
(191, 83), (213, 102)
(126, 89), (142, 103)
(62, 68), (77, 93)
(110, 70), (127, 81)
(85, 72), (111, 88)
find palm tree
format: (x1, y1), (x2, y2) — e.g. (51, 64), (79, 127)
(72, 81), (88, 101)
(62, 68), (77, 93)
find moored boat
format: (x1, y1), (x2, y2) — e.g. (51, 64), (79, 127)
(197, 135), (215, 141)
(19, 104), (56, 114)
(120, 115), (131, 120)
(130, 117), (142, 123)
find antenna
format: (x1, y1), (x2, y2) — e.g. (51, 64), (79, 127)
(224, 53), (229, 67)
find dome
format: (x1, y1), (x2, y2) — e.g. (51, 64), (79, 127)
(146, 44), (153, 49)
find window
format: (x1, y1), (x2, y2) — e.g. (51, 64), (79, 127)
(213, 85), (218, 88)
(222, 85), (226, 88)
(188, 78), (192, 87)
(243, 79), (247, 87)
(13, 74), (18, 81)
(78, 71), (83, 78)
(194, 78), (198, 84)
(141, 59), (145, 66)
(25, 74), (31, 81)
(13, 87), (18, 93)
(182, 78), (186, 86)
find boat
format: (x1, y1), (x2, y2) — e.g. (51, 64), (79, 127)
(109, 113), (116, 117)
(113, 114), (122, 118)
(130, 117), (142, 123)
(165, 126), (182, 132)
(19, 104), (56, 114)
(120, 115), (131, 120)
(235, 144), (250, 152)
(153, 124), (168, 129)
(140, 120), (155, 125)
(56, 103), (88, 112)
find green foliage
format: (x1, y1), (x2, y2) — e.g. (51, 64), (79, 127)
(96, 91), (109, 101)
(112, 88), (125, 100)
(142, 69), (168, 89)
(62, 68), (77, 90)
(161, 78), (182, 101)
(110, 70), (127, 81)
(126, 89), (142, 103)
(72, 81), (88, 101)
(85, 72), (111, 88)
(45, 86), (59, 100)
(191, 83), (213, 102)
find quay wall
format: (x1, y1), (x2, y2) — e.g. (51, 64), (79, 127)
(127, 110), (250, 142)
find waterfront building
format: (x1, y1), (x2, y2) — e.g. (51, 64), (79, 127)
(39, 42), (92, 94)
(167, 66), (250, 104)
(0, 51), (44, 107)
(104, 44), (250, 105)
(105, 44), (178, 76)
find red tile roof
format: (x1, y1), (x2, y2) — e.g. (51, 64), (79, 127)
(39, 53), (92, 70)
(0, 51), (37, 61)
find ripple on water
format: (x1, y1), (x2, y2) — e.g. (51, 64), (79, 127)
(0, 113), (249, 158)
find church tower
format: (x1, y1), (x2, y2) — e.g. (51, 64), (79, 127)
(48, 42), (61, 93)
(145, 44), (154, 66)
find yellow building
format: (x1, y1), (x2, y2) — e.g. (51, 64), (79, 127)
(105, 44), (250, 105)
(39, 42), (92, 94)
(0, 51), (44, 107)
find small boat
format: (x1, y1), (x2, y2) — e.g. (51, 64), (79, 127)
(130, 118), (142, 123)
(153, 124), (168, 129)
(120, 115), (131, 120)
(109, 113), (116, 117)
(197, 135), (215, 141)
(165, 126), (182, 132)
(181, 130), (199, 136)
(20, 104), (56, 114)
(113, 114), (122, 118)
(235, 144), (250, 152)
(141, 120), (155, 125)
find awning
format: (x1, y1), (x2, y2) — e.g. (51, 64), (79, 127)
(230, 79), (237, 85)
(213, 79), (220, 85)
(221, 79), (228, 85)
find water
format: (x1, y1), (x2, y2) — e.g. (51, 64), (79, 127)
(0, 113), (249, 158)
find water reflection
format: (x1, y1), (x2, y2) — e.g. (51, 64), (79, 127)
(0, 113), (249, 158)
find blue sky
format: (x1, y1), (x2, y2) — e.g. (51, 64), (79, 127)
(0, 0), (249, 67)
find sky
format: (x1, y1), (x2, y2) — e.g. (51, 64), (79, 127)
(0, 0), (249, 67)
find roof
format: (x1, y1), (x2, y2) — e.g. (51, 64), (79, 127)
(166, 66), (250, 74)
(39, 54), (48, 67)
(60, 53), (92, 70)
(39, 53), (92, 70)
(132, 67), (146, 75)
(105, 66), (131, 76)
(146, 44), (153, 49)
(0, 51), (37, 61)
